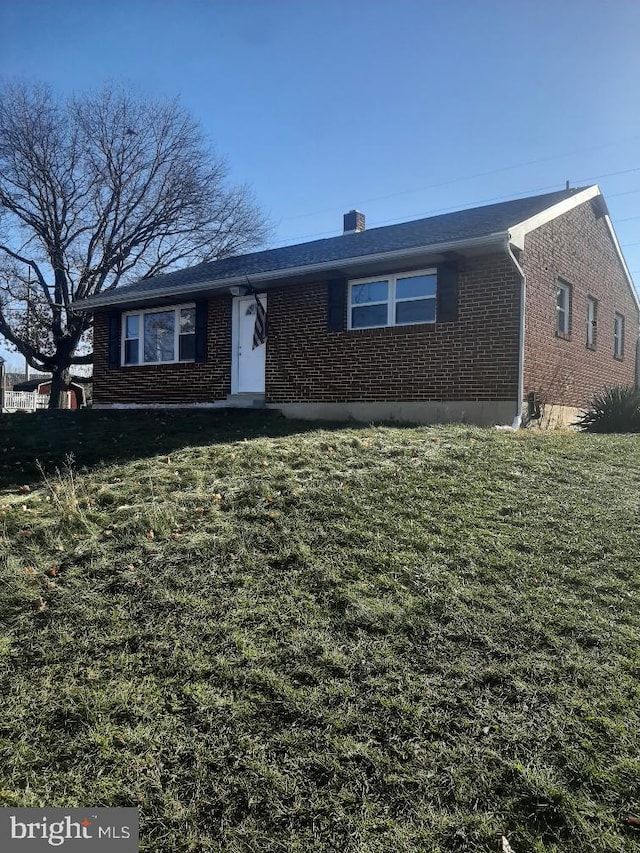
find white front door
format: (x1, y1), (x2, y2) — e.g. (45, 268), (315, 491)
(233, 294), (266, 393)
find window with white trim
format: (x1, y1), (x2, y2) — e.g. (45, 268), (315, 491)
(122, 304), (196, 365)
(556, 281), (570, 336)
(614, 312), (624, 359)
(348, 270), (437, 329)
(586, 297), (597, 349)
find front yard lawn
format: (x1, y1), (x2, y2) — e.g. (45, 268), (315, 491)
(1, 410), (639, 851)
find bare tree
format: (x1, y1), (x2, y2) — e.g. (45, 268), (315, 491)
(0, 82), (270, 407)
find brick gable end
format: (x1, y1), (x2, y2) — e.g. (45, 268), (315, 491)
(523, 199), (639, 408)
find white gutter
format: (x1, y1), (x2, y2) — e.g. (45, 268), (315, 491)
(73, 232), (507, 311)
(505, 238), (526, 429)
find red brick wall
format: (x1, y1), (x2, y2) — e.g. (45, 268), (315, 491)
(92, 256), (522, 407)
(93, 295), (232, 404)
(265, 253), (521, 403)
(523, 199), (639, 407)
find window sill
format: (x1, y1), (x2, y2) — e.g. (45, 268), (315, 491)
(614, 354), (624, 362)
(555, 331), (571, 342)
(348, 320), (438, 332)
(122, 360), (196, 368)
(586, 343), (597, 352)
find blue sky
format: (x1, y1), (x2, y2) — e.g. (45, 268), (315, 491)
(1, 0), (639, 366)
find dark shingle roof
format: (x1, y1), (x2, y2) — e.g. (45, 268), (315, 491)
(13, 375), (90, 391)
(78, 187), (589, 306)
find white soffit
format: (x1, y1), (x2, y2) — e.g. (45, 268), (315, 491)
(509, 184), (640, 313)
(72, 233), (506, 311)
(508, 185), (601, 249)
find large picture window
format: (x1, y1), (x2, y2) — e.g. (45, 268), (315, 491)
(122, 304), (196, 365)
(349, 270), (437, 329)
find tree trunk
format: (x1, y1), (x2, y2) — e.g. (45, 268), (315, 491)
(48, 362), (72, 409)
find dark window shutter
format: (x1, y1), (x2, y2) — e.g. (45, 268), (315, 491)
(195, 299), (208, 362)
(437, 262), (458, 323)
(107, 311), (121, 368)
(327, 278), (347, 331)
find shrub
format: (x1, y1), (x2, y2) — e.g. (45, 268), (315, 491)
(574, 385), (640, 433)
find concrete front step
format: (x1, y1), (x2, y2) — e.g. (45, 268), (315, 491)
(225, 394), (266, 408)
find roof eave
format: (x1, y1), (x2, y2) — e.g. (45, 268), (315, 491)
(508, 185), (600, 249)
(507, 184), (639, 314)
(602, 213), (640, 314)
(73, 232), (508, 311)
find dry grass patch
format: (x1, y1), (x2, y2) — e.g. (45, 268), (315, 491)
(0, 410), (639, 851)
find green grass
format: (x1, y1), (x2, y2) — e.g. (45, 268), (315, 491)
(1, 410), (639, 852)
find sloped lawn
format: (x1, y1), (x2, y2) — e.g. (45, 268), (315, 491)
(1, 410), (639, 852)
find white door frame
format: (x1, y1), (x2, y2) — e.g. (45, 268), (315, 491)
(231, 293), (267, 394)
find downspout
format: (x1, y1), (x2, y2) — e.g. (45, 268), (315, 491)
(505, 237), (525, 429)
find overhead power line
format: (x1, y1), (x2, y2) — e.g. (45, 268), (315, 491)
(277, 133), (640, 224)
(607, 188), (640, 199)
(270, 167), (640, 248)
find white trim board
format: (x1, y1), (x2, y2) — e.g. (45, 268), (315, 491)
(74, 186), (639, 317)
(509, 184), (639, 314)
(72, 233), (506, 310)
(508, 186), (601, 249)
(602, 214), (640, 313)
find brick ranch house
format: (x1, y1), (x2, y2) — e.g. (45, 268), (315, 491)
(75, 185), (639, 426)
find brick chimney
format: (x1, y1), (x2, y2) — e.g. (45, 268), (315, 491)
(343, 210), (365, 234)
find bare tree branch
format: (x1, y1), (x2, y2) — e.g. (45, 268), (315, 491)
(0, 305), (54, 370)
(0, 81), (270, 406)
(0, 244), (52, 305)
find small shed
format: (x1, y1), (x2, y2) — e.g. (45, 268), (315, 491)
(12, 377), (88, 409)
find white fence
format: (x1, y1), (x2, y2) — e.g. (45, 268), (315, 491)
(2, 390), (47, 412)
(2, 390), (72, 412)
